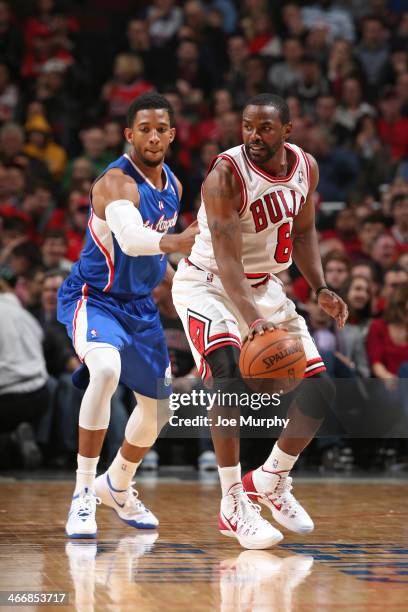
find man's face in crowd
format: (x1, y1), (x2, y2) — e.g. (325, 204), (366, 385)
(41, 275), (64, 313)
(325, 260), (349, 291)
(359, 221), (385, 250)
(393, 197), (408, 227)
(383, 270), (408, 300)
(42, 237), (67, 266)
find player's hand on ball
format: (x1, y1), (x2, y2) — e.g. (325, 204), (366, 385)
(317, 289), (348, 328)
(246, 318), (288, 342)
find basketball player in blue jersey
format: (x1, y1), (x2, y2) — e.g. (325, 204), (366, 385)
(58, 93), (198, 538)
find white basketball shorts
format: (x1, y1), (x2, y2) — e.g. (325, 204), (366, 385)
(172, 258), (326, 380)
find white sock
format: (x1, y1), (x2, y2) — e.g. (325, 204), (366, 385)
(262, 442), (298, 475)
(75, 454), (99, 494)
(108, 449), (141, 491)
(218, 463), (242, 496)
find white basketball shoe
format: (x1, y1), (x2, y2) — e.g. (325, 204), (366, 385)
(242, 468), (314, 534)
(218, 484), (283, 550)
(65, 487), (101, 538)
(94, 472), (158, 529)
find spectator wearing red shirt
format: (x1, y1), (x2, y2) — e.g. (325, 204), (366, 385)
(47, 191), (88, 262)
(293, 250), (351, 304)
(247, 13), (281, 57)
(24, 0), (54, 51)
(21, 28), (73, 80)
(366, 284), (408, 384)
(320, 208), (362, 258)
(103, 54), (153, 122)
(194, 89), (234, 148)
(377, 88), (408, 161)
(64, 212), (87, 263)
(374, 265), (408, 316)
(24, 0), (78, 50)
(370, 232), (399, 274)
(354, 214), (387, 261)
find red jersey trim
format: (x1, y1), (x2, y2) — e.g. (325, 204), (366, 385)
(217, 154), (249, 216)
(72, 283), (88, 362)
(299, 148), (311, 192)
(304, 366), (327, 378)
(88, 209), (114, 292)
(241, 143), (300, 184)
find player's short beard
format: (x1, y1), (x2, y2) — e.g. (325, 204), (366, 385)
(140, 155), (164, 168)
(133, 147), (165, 168)
(245, 138), (284, 163)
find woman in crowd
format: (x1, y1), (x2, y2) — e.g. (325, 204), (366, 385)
(366, 284), (408, 453)
(366, 284), (408, 387)
(337, 275), (372, 377)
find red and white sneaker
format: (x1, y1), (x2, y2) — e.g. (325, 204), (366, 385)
(218, 484), (283, 550)
(242, 469), (314, 534)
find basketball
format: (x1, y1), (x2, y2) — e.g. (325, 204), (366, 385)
(239, 328), (306, 393)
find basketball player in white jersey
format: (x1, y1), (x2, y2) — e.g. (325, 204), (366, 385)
(172, 93), (348, 549)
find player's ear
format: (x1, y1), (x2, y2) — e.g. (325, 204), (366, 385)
(284, 121), (292, 139)
(169, 127), (176, 144)
(124, 128), (133, 145)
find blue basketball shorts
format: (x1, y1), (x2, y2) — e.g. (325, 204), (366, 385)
(57, 279), (171, 399)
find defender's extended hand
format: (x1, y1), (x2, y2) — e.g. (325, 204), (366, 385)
(175, 220), (199, 255)
(160, 220), (199, 255)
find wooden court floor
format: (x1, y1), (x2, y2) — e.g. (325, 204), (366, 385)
(0, 478), (408, 611)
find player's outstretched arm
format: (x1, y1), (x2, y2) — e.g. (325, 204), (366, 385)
(91, 169), (197, 256)
(203, 160), (271, 337)
(292, 155), (348, 328)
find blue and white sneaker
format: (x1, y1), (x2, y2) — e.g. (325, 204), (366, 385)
(65, 487), (101, 538)
(94, 472), (159, 529)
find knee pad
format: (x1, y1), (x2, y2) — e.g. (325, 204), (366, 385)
(294, 372), (335, 420)
(205, 346), (245, 409)
(125, 393), (170, 448)
(78, 346), (121, 430)
(205, 345), (241, 379)
(87, 349), (121, 391)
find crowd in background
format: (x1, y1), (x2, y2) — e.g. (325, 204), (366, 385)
(1, 0), (408, 473)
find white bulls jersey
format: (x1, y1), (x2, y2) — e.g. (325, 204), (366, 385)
(189, 142), (311, 282)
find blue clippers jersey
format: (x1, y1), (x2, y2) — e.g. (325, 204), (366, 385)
(69, 154), (179, 299)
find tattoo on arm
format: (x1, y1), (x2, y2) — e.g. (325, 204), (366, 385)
(205, 185), (228, 199)
(210, 220), (237, 240)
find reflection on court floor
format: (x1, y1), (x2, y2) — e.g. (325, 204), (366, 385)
(1, 479), (408, 610)
(66, 536), (314, 611)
